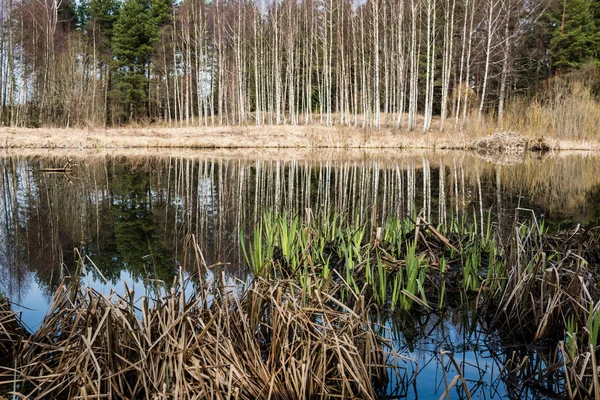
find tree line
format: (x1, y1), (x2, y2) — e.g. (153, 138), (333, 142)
(0, 0), (598, 129)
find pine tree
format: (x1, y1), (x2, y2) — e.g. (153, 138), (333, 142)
(550, 0), (598, 72)
(75, 0), (121, 125)
(88, 0), (120, 41)
(111, 0), (170, 122)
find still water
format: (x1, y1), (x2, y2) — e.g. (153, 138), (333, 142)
(1, 148), (598, 398)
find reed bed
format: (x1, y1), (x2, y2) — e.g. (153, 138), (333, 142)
(0, 296), (28, 395)
(0, 256), (404, 398)
(242, 212), (500, 311)
(488, 216), (600, 398)
(241, 212), (600, 321)
(2, 212), (600, 398)
(0, 297), (27, 361)
(240, 211), (600, 398)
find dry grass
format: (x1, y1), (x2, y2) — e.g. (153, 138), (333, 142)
(484, 212), (600, 398)
(235, 211), (600, 398)
(503, 81), (600, 142)
(489, 221), (600, 340)
(2, 213), (600, 398)
(2, 123), (599, 151)
(3, 79), (600, 151)
(0, 124), (465, 150)
(0, 296), (27, 365)
(0, 248), (404, 399)
(560, 341), (600, 399)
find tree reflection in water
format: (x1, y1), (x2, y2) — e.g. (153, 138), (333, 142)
(1, 151), (599, 304)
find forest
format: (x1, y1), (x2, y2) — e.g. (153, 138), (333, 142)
(0, 0), (598, 131)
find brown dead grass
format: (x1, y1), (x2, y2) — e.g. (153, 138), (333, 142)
(0, 262), (403, 399)
(0, 125), (470, 149)
(1, 124), (599, 152)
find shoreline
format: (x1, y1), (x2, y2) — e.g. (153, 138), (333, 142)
(3, 147), (599, 166)
(1, 125), (600, 151)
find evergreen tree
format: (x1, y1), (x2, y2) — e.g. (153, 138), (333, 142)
(111, 0), (170, 122)
(512, 3), (555, 93)
(88, 0), (121, 41)
(550, 0), (599, 72)
(57, 0), (77, 33)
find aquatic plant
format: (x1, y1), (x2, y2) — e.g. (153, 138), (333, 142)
(238, 210), (600, 400)
(0, 255), (406, 399)
(3, 209), (600, 399)
(241, 212), (501, 311)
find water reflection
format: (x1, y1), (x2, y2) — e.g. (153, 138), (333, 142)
(1, 149), (597, 398)
(377, 307), (564, 399)
(9, 155), (600, 277)
(2, 151), (600, 313)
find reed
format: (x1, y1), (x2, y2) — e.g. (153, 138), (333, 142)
(396, 243), (428, 311)
(0, 296), (25, 359)
(0, 296), (26, 390)
(502, 75), (600, 141)
(488, 219), (599, 338)
(484, 215), (600, 398)
(3, 211), (599, 398)
(241, 212), (501, 311)
(0, 251), (406, 399)
(241, 210), (600, 397)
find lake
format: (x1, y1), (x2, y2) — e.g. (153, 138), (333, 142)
(1, 148), (599, 398)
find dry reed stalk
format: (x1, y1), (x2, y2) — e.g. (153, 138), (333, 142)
(484, 221), (600, 399)
(0, 297), (27, 357)
(0, 297), (28, 396)
(439, 350), (473, 400)
(559, 341), (600, 399)
(0, 263), (404, 399)
(487, 213), (598, 332)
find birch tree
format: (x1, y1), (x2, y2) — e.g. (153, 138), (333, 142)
(0, 0), (556, 129)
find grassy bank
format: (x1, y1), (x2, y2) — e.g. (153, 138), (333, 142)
(3, 77), (600, 152)
(2, 125), (600, 151)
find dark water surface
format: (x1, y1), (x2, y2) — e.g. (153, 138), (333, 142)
(1, 149), (599, 398)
